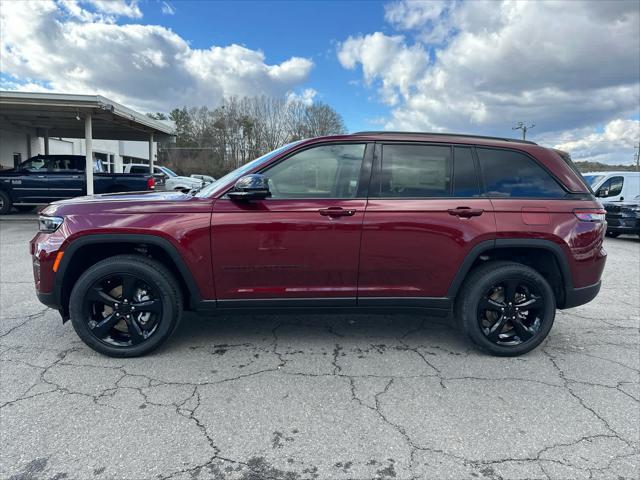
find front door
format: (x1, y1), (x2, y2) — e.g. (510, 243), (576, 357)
(11, 157), (50, 203)
(357, 143), (496, 304)
(211, 142), (371, 306)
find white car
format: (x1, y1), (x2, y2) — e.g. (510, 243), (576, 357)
(123, 164), (212, 192)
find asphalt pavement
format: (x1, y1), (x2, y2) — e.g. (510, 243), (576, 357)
(1, 220), (638, 480)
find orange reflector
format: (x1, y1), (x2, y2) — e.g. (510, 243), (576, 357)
(53, 251), (64, 272)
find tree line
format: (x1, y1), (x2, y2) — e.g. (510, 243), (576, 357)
(148, 95), (346, 178)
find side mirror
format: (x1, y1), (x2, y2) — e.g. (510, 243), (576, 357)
(596, 188), (609, 198)
(228, 174), (271, 201)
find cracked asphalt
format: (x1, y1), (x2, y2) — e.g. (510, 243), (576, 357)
(1, 220), (638, 480)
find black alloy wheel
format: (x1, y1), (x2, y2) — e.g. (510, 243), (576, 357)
(456, 261), (556, 356)
(477, 278), (544, 346)
(83, 273), (163, 347)
(69, 255), (182, 357)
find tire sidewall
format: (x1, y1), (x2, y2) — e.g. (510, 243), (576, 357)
(0, 191), (12, 215)
(459, 263), (556, 356)
(69, 257), (180, 357)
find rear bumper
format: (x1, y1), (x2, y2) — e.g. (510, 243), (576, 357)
(561, 281), (601, 309)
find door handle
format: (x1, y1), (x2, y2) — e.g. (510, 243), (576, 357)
(318, 207), (356, 217)
(447, 207), (484, 218)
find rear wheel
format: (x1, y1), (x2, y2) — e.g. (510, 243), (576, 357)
(69, 255), (182, 357)
(0, 191), (12, 215)
(455, 261), (556, 356)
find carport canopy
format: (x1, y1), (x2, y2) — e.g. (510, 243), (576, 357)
(0, 91), (175, 194)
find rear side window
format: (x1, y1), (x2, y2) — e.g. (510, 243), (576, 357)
(477, 148), (565, 198)
(129, 166), (147, 174)
(376, 144), (451, 197)
(453, 147), (479, 197)
(50, 157), (79, 171)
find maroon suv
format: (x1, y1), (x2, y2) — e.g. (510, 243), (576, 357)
(31, 132), (606, 357)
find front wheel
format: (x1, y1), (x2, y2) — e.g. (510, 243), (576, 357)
(69, 255), (182, 357)
(455, 261), (556, 356)
(0, 191), (12, 215)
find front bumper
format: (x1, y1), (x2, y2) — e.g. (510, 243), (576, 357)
(561, 281), (602, 309)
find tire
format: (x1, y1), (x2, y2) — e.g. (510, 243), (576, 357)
(606, 231), (620, 238)
(455, 261), (556, 356)
(69, 254), (182, 357)
(0, 191), (12, 215)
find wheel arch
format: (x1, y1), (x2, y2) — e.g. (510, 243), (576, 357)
(55, 234), (202, 318)
(448, 239), (573, 308)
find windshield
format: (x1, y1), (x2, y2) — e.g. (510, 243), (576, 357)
(158, 166), (178, 177)
(582, 174), (605, 187)
(195, 141), (302, 197)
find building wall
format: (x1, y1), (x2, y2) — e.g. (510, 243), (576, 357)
(0, 127), (40, 169)
(1, 127), (157, 173)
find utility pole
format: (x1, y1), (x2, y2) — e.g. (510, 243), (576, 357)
(634, 143), (639, 172)
(512, 121), (535, 140)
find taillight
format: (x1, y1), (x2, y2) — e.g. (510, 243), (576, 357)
(573, 208), (606, 222)
(147, 177), (155, 190)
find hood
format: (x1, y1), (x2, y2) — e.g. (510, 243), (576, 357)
(41, 190), (213, 216)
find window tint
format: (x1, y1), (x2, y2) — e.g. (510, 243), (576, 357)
(377, 144), (451, 198)
(597, 176), (624, 198)
(129, 166), (147, 174)
(264, 144), (365, 199)
(453, 147), (479, 197)
(477, 148), (565, 198)
(21, 157), (48, 172)
(50, 157), (79, 171)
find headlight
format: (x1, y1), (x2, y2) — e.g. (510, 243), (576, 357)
(38, 216), (64, 233)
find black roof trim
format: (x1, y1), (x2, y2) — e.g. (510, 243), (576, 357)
(351, 131), (537, 145)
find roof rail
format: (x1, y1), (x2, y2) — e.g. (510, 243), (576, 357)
(351, 131), (538, 145)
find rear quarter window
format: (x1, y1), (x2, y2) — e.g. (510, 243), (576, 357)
(477, 148), (566, 198)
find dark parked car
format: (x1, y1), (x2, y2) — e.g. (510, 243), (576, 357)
(0, 154), (156, 214)
(31, 132), (606, 357)
(604, 195), (640, 237)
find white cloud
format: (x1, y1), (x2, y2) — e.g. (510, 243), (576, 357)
(337, 0), (640, 163)
(546, 119), (640, 165)
(161, 1), (175, 16)
(286, 88), (318, 106)
(0, 0), (314, 112)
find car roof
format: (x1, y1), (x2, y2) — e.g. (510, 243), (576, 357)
(349, 131), (537, 145)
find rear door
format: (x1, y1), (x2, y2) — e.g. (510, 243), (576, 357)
(48, 156), (85, 199)
(211, 142), (372, 305)
(357, 143), (496, 304)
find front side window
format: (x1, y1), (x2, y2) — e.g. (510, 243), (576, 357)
(263, 144), (365, 199)
(375, 144), (451, 198)
(477, 148), (565, 198)
(21, 157), (48, 172)
(597, 176), (624, 198)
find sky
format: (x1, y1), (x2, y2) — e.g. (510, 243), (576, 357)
(0, 0), (639, 164)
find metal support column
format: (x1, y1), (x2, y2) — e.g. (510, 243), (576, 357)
(44, 129), (50, 155)
(85, 113), (94, 195)
(149, 132), (154, 172)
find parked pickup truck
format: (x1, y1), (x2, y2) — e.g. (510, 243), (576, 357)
(0, 154), (155, 214)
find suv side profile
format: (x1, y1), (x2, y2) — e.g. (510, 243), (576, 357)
(31, 132), (607, 357)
